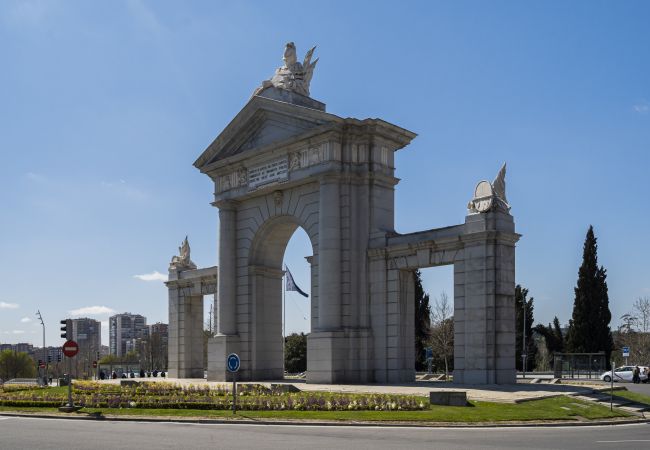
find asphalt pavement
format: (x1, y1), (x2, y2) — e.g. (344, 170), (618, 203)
(0, 416), (648, 450)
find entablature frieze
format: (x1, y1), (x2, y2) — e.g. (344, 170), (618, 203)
(369, 226), (521, 270)
(166, 266), (218, 297)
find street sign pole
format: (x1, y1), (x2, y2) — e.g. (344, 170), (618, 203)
(59, 340), (80, 412)
(623, 346), (630, 365)
(67, 354), (73, 407)
(232, 371), (237, 414)
(226, 353), (241, 415)
(610, 359), (614, 411)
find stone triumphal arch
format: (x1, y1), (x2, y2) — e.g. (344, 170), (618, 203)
(168, 43), (520, 385)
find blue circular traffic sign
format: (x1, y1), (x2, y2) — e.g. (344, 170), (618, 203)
(227, 353), (240, 373)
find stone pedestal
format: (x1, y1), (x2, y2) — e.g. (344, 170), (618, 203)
(306, 329), (373, 383)
(206, 334), (239, 381)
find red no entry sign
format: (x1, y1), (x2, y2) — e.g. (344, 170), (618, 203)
(62, 340), (79, 358)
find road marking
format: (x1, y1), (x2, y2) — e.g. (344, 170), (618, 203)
(0, 417), (13, 421)
(597, 440), (650, 443)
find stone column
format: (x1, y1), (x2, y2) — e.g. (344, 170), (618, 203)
(167, 284), (181, 378)
(217, 201), (237, 335)
(455, 211), (518, 384)
(317, 175), (341, 330)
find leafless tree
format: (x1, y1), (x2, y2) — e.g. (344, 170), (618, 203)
(633, 297), (650, 333)
(429, 291), (454, 379)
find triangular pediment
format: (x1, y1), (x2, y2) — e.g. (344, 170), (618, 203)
(223, 111), (324, 159)
(194, 94), (341, 171)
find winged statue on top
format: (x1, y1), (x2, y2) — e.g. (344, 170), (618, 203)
(254, 42), (319, 97)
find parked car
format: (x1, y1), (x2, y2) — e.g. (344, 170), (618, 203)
(600, 365), (649, 383)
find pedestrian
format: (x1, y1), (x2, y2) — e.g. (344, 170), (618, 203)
(633, 366), (640, 384)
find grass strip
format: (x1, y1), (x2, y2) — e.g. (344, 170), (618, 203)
(608, 389), (650, 406)
(0, 396), (628, 423)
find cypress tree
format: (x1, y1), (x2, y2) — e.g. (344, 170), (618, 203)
(414, 269), (431, 371)
(515, 285), (538, 371)
(534, 316), (565, 367)
(566, 226), (614, 361)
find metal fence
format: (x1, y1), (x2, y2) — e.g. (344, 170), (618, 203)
(553, 352), (607, 379)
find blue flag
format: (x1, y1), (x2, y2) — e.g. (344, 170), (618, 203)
(285, 265), (308, 298)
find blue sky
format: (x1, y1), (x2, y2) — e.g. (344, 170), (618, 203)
(1, 1), (648, 347)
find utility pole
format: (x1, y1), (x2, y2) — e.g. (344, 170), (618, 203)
(36, 310), (46, 385)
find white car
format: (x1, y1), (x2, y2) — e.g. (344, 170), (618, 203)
(600, 365), (649, 383)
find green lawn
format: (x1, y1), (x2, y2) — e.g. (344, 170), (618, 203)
(0, 396), (628, 423)
(610, 389), (650, 406)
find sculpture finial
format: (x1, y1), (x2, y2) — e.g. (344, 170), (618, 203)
(492, 162), (507, 204)
(253, 42), (319, 97)
(467, 162), (510, 214)
(170, 235), (197, 270)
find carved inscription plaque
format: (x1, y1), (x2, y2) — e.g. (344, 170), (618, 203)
(248, 158), (289, 188)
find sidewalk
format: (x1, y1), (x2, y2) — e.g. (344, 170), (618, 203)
(98, 377), (604, 403)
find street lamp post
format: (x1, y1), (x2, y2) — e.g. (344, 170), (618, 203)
(36, 310), (46, 385)
(522, 300), (527, 379)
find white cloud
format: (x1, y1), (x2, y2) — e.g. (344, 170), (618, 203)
(26, 172), (47, 183)
(127, 0), (165, 38)
(20, 317), (32, 323)
(3, 1), (52, 27)
(133, 271), (168, 282)
(68, 306), (115, 316)
(634, 101), (649, 114)
(0, 301), (19, 309)
(101, 180), (149, 202)
(3, 330), (25, 335)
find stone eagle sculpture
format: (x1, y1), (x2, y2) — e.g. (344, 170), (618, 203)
(467, 163), (510, 214)
(254, 42), (319, 97)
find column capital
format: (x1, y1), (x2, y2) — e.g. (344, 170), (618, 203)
(212, 199), (239, 211)
(318, 172), (343, 185)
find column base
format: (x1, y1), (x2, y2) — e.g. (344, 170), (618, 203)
(453, 369), (516, 385)
(206, 334), (239, 381)
(306, 329), (373, 384)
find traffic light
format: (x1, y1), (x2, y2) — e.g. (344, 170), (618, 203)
(60, 319), (70, 339)
(47, 355), (52, 363)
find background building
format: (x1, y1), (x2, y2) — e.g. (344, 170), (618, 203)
(109, 313), (147, 357)
(57, 318), (101, 378)
(144, 323), (168, 370)
(71, 318), (101, 359)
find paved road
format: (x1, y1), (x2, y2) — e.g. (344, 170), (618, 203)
(0, 416), (648, 450)
(610, 381), (650, 397)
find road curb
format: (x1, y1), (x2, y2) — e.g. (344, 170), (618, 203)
(0, 411), (647, 428)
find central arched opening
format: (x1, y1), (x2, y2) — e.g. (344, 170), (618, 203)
(248, 215), (315, 380)
(282, 227), (312, 378)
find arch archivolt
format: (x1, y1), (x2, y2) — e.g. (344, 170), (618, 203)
(226, 182), (320, 380)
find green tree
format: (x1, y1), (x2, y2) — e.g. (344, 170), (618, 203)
(0, 350), (36, 380)
(284, 333), (307, 373)
(515, 285), (538, 371)
(566, 226), (614, 362)
(98, 354), (119, 365)
(534, 316), (565, 357)
(414, 269), (431, 371)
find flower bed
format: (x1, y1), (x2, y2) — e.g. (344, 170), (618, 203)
(0, 382), (428, 411)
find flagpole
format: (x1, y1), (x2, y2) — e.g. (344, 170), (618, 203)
(282, 266), (286, 378)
